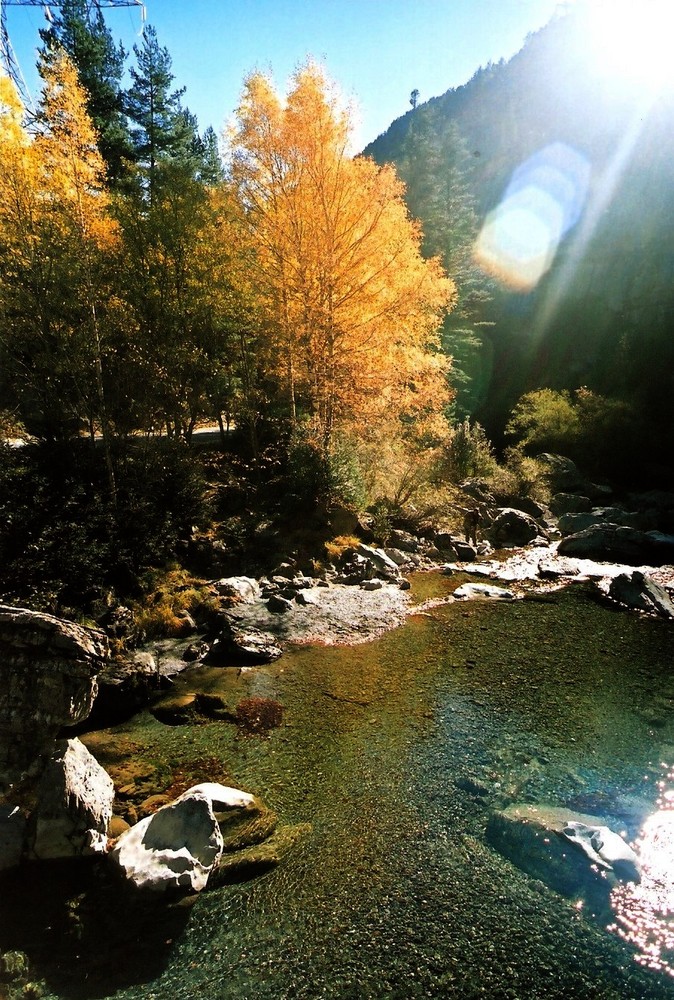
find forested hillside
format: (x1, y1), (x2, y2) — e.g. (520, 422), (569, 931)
(365, 4), (674, 480)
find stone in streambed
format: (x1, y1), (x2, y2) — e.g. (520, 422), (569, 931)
(606, 570), (674, 618)
(453, 583), (516, 601)
(110, 783), (277, 895)
(110, 787), (224, 893)
(487, 803), (640, 907)
(29, 737), (114, 860)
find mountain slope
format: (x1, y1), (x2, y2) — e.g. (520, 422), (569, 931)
(364, 6), (674, 474)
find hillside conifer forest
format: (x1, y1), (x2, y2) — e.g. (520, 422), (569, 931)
(0, 0), (672, 618)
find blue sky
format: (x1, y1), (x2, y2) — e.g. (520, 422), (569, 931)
(5, 0), (562, 147)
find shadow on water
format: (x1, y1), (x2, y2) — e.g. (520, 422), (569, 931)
(5, 577), (674, 999)
(0, 859), (193, 998)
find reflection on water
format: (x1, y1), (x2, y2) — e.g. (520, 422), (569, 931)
(612, 767), (674, 976)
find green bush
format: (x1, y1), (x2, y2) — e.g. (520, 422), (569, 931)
(286, 424), (366, 511)
(0, 439), (210, 615)
(505, 386), (644, 483)
(444, 419), (496, 481)
(505, 389), (579, 455)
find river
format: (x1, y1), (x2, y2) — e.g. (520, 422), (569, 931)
(3, 573), (674, 999)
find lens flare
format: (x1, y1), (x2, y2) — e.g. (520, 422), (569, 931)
(474, 142), (590, 293)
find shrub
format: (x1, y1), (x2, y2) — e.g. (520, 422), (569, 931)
(286, 423), (366, 510)
(324, 534), (361, 562)
(443, 419), (496, 481)
(505, 389), (579, 455)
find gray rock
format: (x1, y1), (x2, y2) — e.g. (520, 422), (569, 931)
(453, 583), (516, 601)
(90, 650), (160, 727)
(183, 641), (210, 662)
(30, 738), (114, 860)
(489, 508), (543, 547)
(355, 544), (401, 578)
(209, 621), (283, 663)
(271, 562), (297, 580)
(384, 547), (412, 566)
(0, 606), (107, 789)
(558, 525), (674, 566)
(110, 786), (227, 893)
(213, 576), (261, 603)
(434, 532), (459, 558)
(558, 508), (642, 535)
(537, 556), (580, 579)
(388, 529), (420, 553)
(361, 579), (384, 591)
(295, 590), (319, 606)
(536, 454), (587, 492)
(267, 594), (294, 614)
(453, 539), (477, 561)
(607, 571), (674, 618)
(549, 493), (593, 516)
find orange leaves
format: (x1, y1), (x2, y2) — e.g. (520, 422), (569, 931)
(228, 62), (456, 446)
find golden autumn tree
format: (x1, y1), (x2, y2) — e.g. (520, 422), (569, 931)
(227, 63), (456, 454)
(0, 53), (119, 492)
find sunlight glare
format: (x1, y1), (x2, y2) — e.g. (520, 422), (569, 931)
(610, 766), (674, 977)
(587, 0), (674, 93)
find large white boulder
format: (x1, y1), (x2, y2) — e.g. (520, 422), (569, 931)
(31, 738), (114, 859)
(110, 783), (255, 893)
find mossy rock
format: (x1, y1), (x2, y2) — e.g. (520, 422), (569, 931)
(208, 822), (312, 887)
(149, 694), (200, 726)
(219, 796), (278, 851)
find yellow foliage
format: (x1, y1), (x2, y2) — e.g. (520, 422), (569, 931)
(228, 61), (456, 448)
(324, 534), (361, 561)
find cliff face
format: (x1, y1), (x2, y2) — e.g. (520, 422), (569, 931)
(0, 605), (108, 788)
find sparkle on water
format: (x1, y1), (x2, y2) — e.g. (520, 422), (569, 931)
(612, 766), (674, 977)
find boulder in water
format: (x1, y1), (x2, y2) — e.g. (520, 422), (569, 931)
(561, 820), (641, 882)
(110, 785), (232, 893)
(607, 571), (674, 619)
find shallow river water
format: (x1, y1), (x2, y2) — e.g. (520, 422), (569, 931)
(4, 574), (674, 999)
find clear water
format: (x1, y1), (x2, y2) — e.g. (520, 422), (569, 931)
(4, 577), (674, 999)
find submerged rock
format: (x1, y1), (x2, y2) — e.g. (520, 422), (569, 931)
(561, 820), (641, 882)
(487, 803), (640, 908)
(453, 583), (516, 601)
